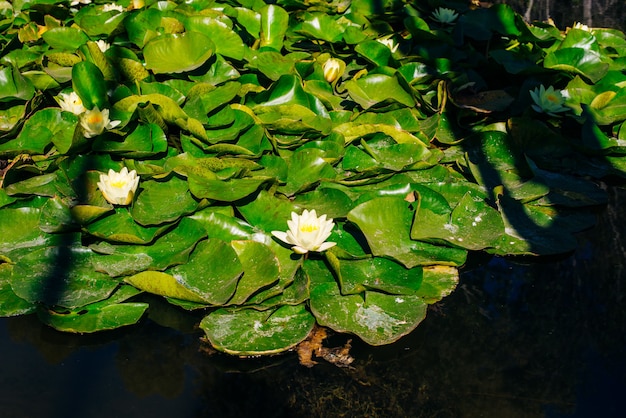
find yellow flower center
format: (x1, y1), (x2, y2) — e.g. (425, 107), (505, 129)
(300, 224), (319, 233)
(109, 180), (127, 188)
(88, 114), (103, 124)
(546, 94), (560, 103)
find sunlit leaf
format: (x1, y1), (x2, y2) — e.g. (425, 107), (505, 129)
(200, 304), (315, 355)
(144, 32), (215, 74)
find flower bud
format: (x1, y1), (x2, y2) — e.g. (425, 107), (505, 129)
(323, 58), (342, 83)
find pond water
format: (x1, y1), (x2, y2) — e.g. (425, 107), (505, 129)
(2, 185), (626, 418)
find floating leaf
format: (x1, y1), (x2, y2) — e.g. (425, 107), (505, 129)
(200, 304), (315, 355)
(259, 4), (289, 51)
(310, 281), (428, 346)
(131, 174), (199, 226)
(0, 66), (35, 102)
(166, 238), (243, 305)
(227, 240), (280, 305)
(10, 244), (119, 309)
(37, 286), (147, 333)
(348, 197), (467, 268)
(144, 32), (215, 74)
(41, 27), (89, 51)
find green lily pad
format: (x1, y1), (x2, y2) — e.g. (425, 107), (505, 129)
(4, 172), (75, 199)
(279, 148), (337, 196)
(344, 73), (415, 109)
(332, 257), (424, 296)
(544, 48), (609, 84)
(309, 281), (428, 346)
(185, 17), (245, 60)
(259, 4), (289, 51)
(90, 217), (207, 276)
(10, 244), (119, 309)
(131, 174), (199, 226)
(166, 238), (243, 305)
(347, 196), (467, 268)
(37, 285), (148, 333)
(238, 190), (297, 233)
(0, 264), (35, 316)
(84, 208), (170, 244)
(188, 174), (270, 202)
(41, 27), (89, 51)
(200, 304), (315, 355)
(227, 240), (280, 305)
(93, 123), (168, 158)
(144, 32), (215, 74)
(0, 66), (35, 102)
(412, 190), (505, 251)
(0, 108), (77, 157)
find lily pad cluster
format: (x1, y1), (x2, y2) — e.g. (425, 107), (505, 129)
(1, 0), (625, 355)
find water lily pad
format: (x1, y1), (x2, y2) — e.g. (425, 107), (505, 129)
(227, 240), (280, 305)
(93, 123), (168, 158)
(124, 271), (207, 303)
(0, 264), (35, 316)
(76, 9), (127, 37)
(0, 108), (77, 157)
(259, 4), (289, 51)
(544, 48), (609, 84)
(238, 190), (297, 233)
(10, 244), (119, 309)
(412, 190), (505, 251)
(200, 304), (315, 355)
(90, 217), (207, 276)
(84, 208), (170, 244)
(131, 174), (199, 226)
(144, 32), (215, 74)
(185, 17), (245, 60)
(188, 174), (270, 202)
(72, 61), (108, 110)
(309, 281), (428, 346)
(37, 285), (148, 333)
(347, 196), (467, 268)
(344, 73), (415, 109)
(0, 66), (35, 102)
(166, 238), (243, 305)
(279, 148), (337, 196)
(41, 27), (89, 51)
(4, 171), (76, 199)
(333, 257), (424, 296)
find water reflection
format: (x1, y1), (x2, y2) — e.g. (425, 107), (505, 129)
(2, 187), (626, 417)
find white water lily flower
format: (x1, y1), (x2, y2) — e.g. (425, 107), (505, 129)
(71, 0), (91, 5)
(102, 3), (124, 13)
(271, 209), (336, 255)
(377, 36), (399, 53)
(97, 167), (140, 206)
(95, 39), (111, 52)
(432, 7), (459, 24)
(58, 91), (86, 115)
(323, 58), (342, 83)
(80, 107), (121, 138)
(530, 84), (568, 116)
(572, 22), (592, 32)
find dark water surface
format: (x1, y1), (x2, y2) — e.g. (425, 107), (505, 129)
(2, 186), (626, 418)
